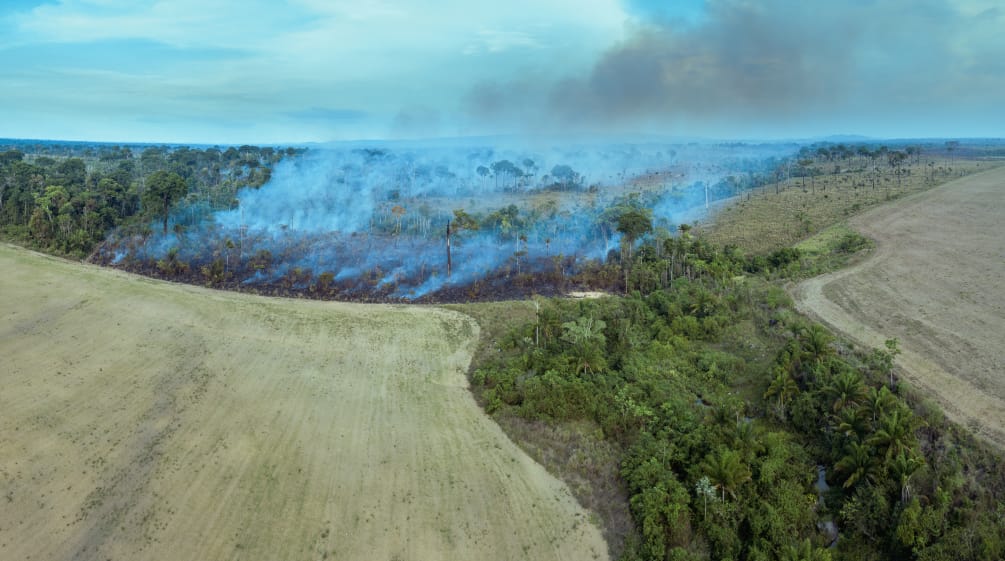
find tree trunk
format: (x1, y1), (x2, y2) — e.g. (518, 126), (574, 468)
(162, 198), (170, 235)
(446, 220), (452, 278)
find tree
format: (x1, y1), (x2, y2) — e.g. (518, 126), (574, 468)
(764, 368), (799, 420)
(834, 406), (869, 442)
(871, 338), (901, 388)
(798, 159), (815, 193)
(616, 208), (653, 292)
(550, 164), (580, 189)
(864, 386), (896, 424)
(887, 151), (908, 187)
(888, 451), (923, 502)
(945, 140), (959, 165)
(799, 325), (832, 369)
(630, 476), (691, 559)
(780, 538), (831, 561)
(616, 208), (653, 260)
(835, 441), (880, 488)
(695, 476), (716, 518)
(868, 409), (915, 460)
(142, 170), (187, 234)
(560, 316), (606, 375)
(490, 159), (522, 189)
(446, 208), (481, 278)
(699, 448), (751, 501)
(824, 371), (866, 412)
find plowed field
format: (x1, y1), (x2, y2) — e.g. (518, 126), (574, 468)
(0, 244), (606, 561)
(793, 166), (1005, 448)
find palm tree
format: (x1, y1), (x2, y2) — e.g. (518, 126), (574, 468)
(780, 538), (832, 561)
(868, 409), (916, 460)
(864, 386), (896, 425)
(834, 406), (870, 442)
(834, 441), (881, 489)
(825, 371), (867, 412)
(764, 369), (800, 420)
(700, 448), (752, 501)
(732, 420), (764, 460)
(889, 451), (923, 502)
(800, 325), (833, 366)
(560, 316), (607, 375)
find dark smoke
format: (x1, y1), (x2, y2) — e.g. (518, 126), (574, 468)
(464, 0), (1002, 136)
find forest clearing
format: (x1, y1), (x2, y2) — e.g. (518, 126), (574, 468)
(0, 244), (606, 561)
(793, 166), (1005, 448)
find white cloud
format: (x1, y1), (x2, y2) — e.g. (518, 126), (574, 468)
(462, 29), (542, 55)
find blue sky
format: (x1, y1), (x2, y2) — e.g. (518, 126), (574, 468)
(0, 0), (1003, 144)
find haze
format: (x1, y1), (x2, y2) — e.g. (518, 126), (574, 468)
(1, 0), (1003, 144)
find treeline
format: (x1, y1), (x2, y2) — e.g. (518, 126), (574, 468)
(0, 143), (299, 257)
(469, 232), (1005, 561)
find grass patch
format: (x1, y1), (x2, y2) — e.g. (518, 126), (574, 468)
(703, 160), (989, 254)
(788, 222), (875, 278)
(443, 300), (537, 367)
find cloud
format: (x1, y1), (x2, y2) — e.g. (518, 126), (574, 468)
(286, 107), (369, 123)
(3, 0), (1004, 142)
(465, 0), (1005, 138)
(462, 29), (542, 55)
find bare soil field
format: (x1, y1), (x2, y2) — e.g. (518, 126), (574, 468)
(792, 166), (1005, 448)
(0, 244), (607, 561)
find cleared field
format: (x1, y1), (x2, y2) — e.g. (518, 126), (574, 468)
(792, 167), (1005, 448)
(0, 245), (607, 561)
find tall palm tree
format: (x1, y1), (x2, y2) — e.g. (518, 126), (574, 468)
(800, 325), (833, 366)
(732, 420), (764, 460)
(834, 441), (881, 489)
(700, 448), (752, 501)
(825, 371), (867, 412)
(561, 316), (607, 375)
(864, 385), (896, 425)
(868, 409), (916, 460)
(833, 406), (869, 442)
(888, 451), (923, 502)
(764, 369), (799, 420)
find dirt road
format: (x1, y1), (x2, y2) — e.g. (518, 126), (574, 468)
(792, 166), (1005, 448)
(0, 245), (607, 561)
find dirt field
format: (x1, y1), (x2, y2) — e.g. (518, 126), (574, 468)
(792, 166), (1005, 448)
(0, 245), (607, 561)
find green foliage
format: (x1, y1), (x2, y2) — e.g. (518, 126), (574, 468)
(0, 142), (294, 257)
(142, 170), (188, 234)
(466, 233), (1003, 561)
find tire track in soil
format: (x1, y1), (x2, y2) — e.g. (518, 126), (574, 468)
(0, 244), (608, 561)
(792, 166), (1005, 449)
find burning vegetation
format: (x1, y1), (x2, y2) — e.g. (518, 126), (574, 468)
(90, 141), (796, 301)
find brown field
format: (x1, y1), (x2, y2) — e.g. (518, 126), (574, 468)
(792, 166), (1005, 448)
(0, 244), (607, 561)
(705, 159), (991, 253)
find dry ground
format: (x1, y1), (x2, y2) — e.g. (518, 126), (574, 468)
(705, 160), (991, 253)
(792, 166), (1005, 448)
(0, 244), (607, 561)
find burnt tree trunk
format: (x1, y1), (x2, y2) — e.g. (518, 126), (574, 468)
(446, 220), (452, 278)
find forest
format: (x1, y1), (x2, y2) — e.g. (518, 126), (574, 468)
(465, 229), (1005, 561)
(2, 138), (1002, 561)
(0, 141), (296, 257)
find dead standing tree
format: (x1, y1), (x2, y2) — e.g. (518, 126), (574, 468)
(446, 209), (480, 280)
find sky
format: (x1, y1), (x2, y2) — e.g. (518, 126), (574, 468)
(0, 0), (1003, 144)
